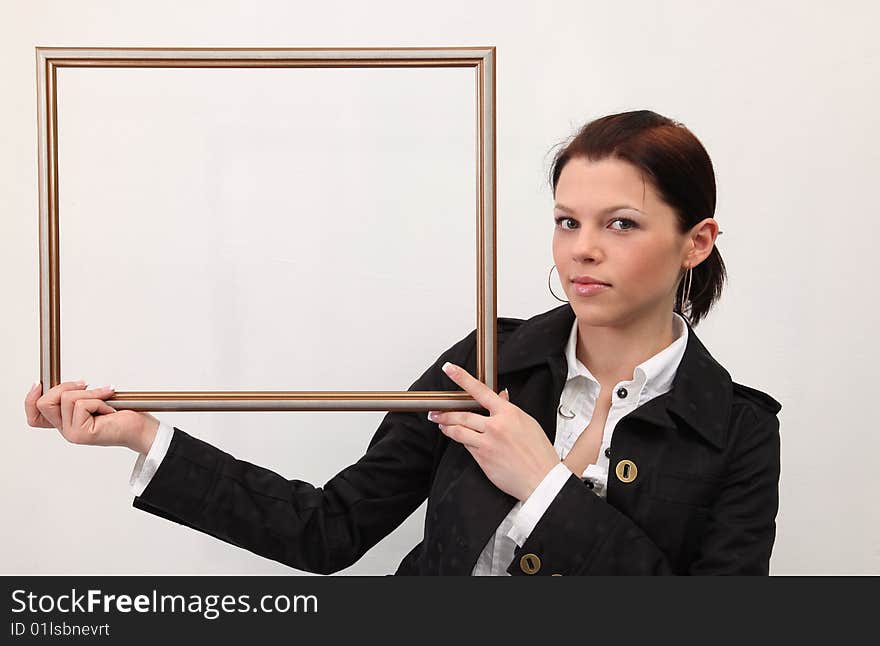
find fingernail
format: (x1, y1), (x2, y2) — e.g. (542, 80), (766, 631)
(75, 380), (86, 386)
(102, 384), (115, 392)
(428, 411), (438, 421)
(442, 362), (453, 374)
(29, 382), (38, 392)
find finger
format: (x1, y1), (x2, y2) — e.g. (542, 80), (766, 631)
(36, 381), (89, 428)
(24, 382), (50, 427)
(61, 386), (115, 434)
(432, 410), (489, 433)
(94, 401), (117, 415)
(39, 380), (88, 408)
(25, 382), (42, 401)
(499, 388), (509, 401)
(441, 362), (504, 414)
(438, 423), (484, 450)
(72, 398), (119, 446)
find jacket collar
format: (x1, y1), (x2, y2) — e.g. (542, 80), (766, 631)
(497, 304), (732, 449)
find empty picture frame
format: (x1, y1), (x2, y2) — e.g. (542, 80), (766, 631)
(36, 46), (497, 413)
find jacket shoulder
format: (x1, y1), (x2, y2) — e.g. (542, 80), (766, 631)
(498, 316), (527, 336)
(411, 316), (528, 391)
(452, 316), (528, 349)
(731, 381), (782, 417)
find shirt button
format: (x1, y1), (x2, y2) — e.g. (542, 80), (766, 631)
(616, 387), (628, 399)
(604, 447), (611, 458)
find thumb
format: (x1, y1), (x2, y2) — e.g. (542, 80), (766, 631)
(499, 388), (509, 401)
(77, 399), (125, 446)
(95, 401), (117, 415)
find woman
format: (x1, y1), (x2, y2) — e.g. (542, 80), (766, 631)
(24, 110), (781, 575)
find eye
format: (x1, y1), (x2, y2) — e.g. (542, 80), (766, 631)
(555, 216), (639, 232)
(554, 216), (577, 230)
(610, 218), (638, 231)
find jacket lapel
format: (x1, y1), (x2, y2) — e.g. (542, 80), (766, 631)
(443, 304), (735, 573)
(498, 303), (735, 449)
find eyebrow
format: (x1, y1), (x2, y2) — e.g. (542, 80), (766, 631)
(554, 203), (644, 215)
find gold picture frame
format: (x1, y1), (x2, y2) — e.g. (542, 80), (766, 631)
(36, 46), (497, 412)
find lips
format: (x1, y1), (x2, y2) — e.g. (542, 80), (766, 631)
(572, 275), (611, 286)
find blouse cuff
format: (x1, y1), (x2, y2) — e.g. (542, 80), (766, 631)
(129, 421), (175, 497)
(506, 462), (575, 547)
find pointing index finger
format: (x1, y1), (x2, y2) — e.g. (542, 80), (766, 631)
(442, 362), (502, 414)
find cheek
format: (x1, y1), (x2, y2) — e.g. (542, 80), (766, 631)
(618, 244), (676, 286)
(627, 247), (676, 291)
(629, 248), (660, 273)
(551, 236), (564, 262)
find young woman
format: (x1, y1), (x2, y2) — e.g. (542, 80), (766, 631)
(24, 110), (782, 575)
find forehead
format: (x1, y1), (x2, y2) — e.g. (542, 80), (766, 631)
(555, 156), (667, 215)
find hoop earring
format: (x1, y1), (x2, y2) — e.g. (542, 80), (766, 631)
(548, 264), (569, 303)
(680, 265), (693, 318)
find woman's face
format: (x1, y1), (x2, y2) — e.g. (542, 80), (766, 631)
(552, 155), (695, 328)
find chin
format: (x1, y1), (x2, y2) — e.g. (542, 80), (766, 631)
(569, 302), (618, 326)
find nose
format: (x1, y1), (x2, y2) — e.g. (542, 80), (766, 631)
(570, 226), (604, 263)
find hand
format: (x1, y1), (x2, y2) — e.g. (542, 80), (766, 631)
(24, 380), (160, 454)
(428, 362), (560, 502)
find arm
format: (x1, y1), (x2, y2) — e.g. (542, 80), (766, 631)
(505, 409), (781, 575)
(131, 331), (477, 575)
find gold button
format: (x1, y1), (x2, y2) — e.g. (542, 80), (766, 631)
(519, 553), (541, 574)
(615, 459), (638, 483)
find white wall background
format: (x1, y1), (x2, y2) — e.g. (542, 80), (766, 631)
(3, 0), (878, 575)
(55, 65), (478, 393)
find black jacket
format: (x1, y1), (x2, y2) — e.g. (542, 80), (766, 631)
(132, 304), (782, 575)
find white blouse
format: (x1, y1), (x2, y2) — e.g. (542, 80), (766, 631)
(130, 313), (688, 575)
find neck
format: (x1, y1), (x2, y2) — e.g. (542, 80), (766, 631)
(575, 307), (678, 389)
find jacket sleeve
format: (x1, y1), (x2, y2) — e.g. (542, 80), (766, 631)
(131, 330), (477, 575)
(505, 408), (781, 575)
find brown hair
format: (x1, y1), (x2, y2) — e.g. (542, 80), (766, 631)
(548, 110), (726, 326)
